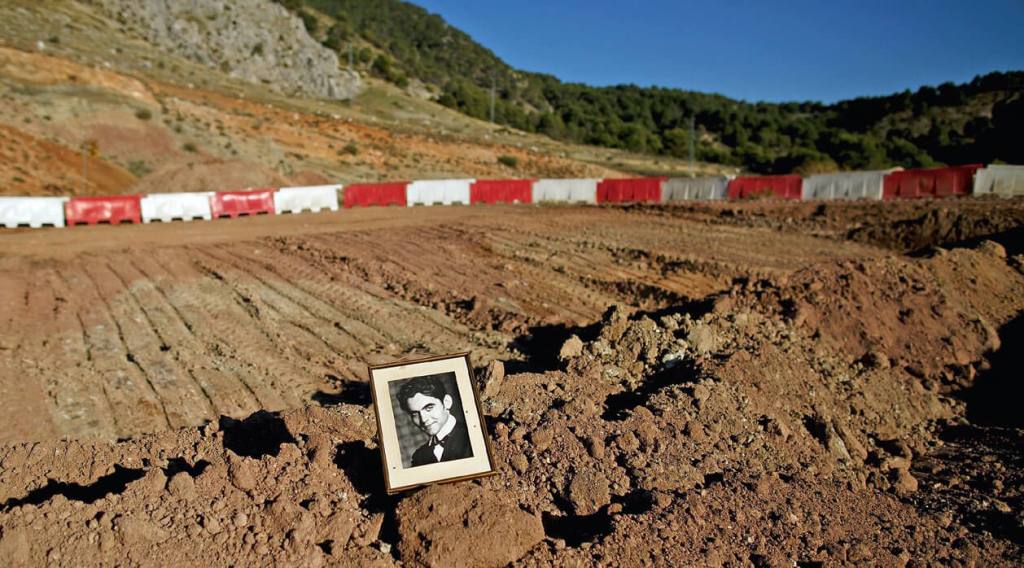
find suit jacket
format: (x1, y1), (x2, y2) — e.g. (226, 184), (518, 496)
(410, 417), (472, 467)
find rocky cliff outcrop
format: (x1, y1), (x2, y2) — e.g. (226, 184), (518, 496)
(91, 0), (361, 100)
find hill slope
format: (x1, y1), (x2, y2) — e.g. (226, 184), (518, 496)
(290, 0), (1024, 173)
(0, 0), (718, 197)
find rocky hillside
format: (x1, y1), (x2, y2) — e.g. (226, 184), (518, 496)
(91, 0), (361, 100)
(0, 0), (705, 197)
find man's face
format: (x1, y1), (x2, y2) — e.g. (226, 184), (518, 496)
(405, 392), (453, 436)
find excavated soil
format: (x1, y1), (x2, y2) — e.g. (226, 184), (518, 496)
(1, 200), (1022, 566)
(646, 197), (1024, 254)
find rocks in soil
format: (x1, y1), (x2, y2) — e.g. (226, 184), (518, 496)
(558, 335), (584, 361)
(892, 468), (919, 496)
(395, 483), (544, 567)
(479, 360), (505, 399)
(567, 470), (612, 516)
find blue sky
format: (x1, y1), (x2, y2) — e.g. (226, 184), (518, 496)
(411, 0), (1024, 103)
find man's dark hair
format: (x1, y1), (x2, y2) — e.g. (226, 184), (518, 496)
(397, 374), (448, 413)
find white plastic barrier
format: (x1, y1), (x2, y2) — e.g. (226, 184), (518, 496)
(0, 197), (68, 228)
(274, 184), (341, 213)
(802, 169), (898, 200)
(532, 179), (598, 204)
(140, 192), (214, 223)
(662, 176), (729, 201)
(407, 179), (473, 206)
(973, 165), (1024, 197)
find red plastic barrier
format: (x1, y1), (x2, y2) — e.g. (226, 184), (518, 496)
(343, 182), (408, 208)
(882, 164), (982, 200)
(210, 189), (276, 218)
(727, 175), (803, 200)
(596, 177), (665, 204)
(65, 195), (142, 225)
(470, 179), (534, 205)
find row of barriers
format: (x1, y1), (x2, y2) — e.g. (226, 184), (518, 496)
(1, 164), (1021, 229)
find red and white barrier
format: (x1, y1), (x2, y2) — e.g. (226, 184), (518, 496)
(973, 165), (1024, 197)
(882, 165), (981, 200)
(802, 170), (899, 201)
(727, 175), (802, 200)
(0, 197), (69, 228)
(4, 165), (1007, 231)
(274, 185), (340, 214)
(407, 179), (473, 206)
(141, 192), (214, 223)
(597, 177), (664, 204)
(470, 179), (534, 204)
(532, 179), (598, 204)
(662, 177), (730, 201)
(65, 195), (142, 225)
(210, 189), (276, 218)
(342, 182), (408, 208)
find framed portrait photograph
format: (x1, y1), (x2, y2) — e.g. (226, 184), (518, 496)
(369, 353), (496, 493)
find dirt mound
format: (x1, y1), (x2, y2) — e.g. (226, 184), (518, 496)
(845, 205), (1024, 254)
(1, 240), (1021, 565)
(650, 198), (1024, 254)
(728, 241), (1021, 381)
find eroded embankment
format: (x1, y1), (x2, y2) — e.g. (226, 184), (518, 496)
(0, 239), (1021, 566)
(647, 197), (1024, 255)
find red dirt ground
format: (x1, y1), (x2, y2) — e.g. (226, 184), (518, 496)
(0, 199), (1022, 566)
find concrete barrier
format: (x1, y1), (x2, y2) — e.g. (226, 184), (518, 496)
(0, 197), (68, 228)
(141, 192), (214, 223)
(274, 185), (341, 214)
(532, 179), (598, 204)
(407, 179), (473, 206)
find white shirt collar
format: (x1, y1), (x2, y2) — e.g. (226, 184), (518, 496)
(435, 413), (457, 442)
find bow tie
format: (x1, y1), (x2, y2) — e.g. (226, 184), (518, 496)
(428, 435), (446, 448)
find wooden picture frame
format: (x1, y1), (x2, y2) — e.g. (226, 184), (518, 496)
(368, 353), (497, 494)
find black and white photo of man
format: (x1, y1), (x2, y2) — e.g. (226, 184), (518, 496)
(371, 353), (496, 492)
(394, 373), (473, 468)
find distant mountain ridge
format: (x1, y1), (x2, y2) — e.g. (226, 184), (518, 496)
(282, 0), (1023, 173)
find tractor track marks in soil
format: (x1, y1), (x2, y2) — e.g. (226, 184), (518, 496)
(130, 252), (273, 415)
(0, 205), (896, 442)
(66, 263), (170, 437)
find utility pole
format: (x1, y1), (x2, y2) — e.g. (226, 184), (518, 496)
(81, 140), (97, 193)
(489, 74), (496, 124)
(688, 115), (696, 176)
